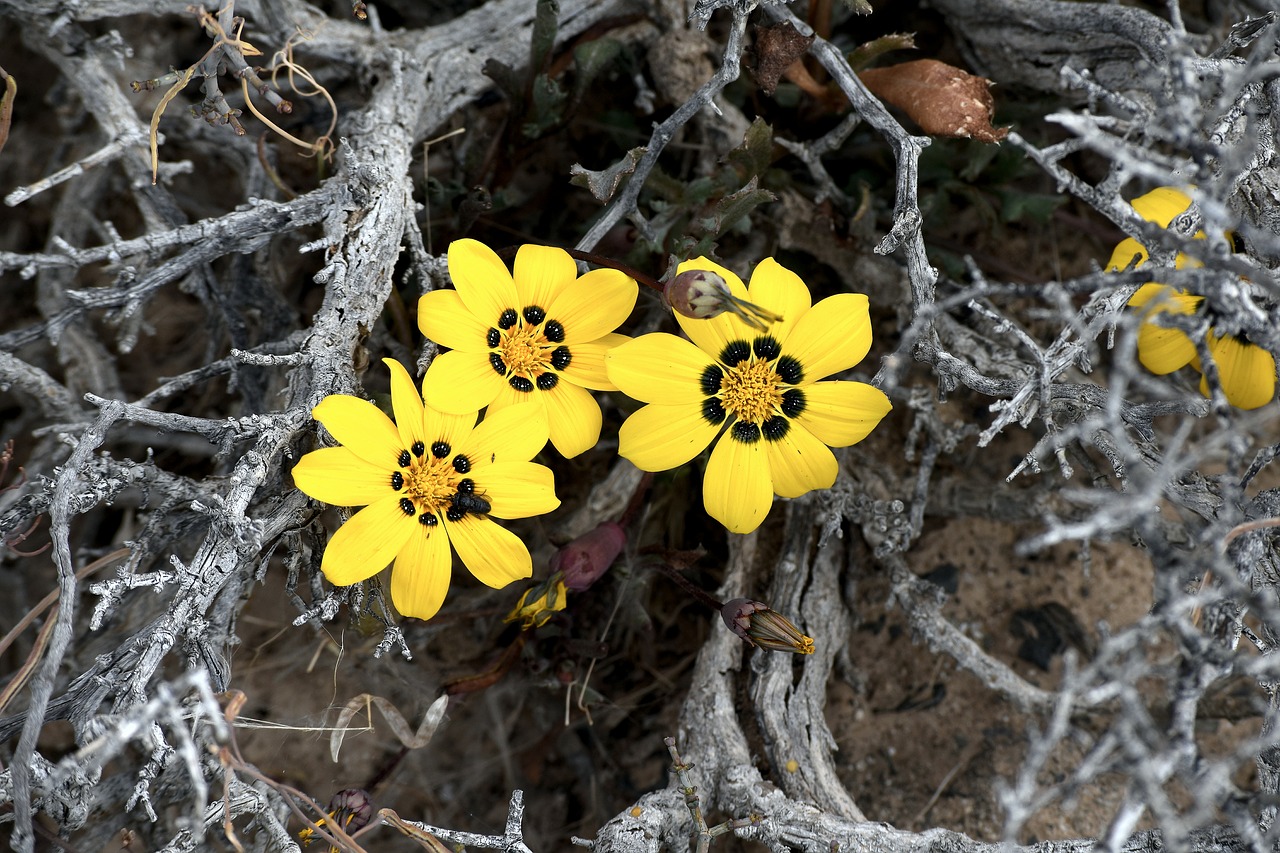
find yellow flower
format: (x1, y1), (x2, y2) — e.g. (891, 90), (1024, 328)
(1198, 331), (1277, 411)
(504, 574), (568, 629)
(1110, 187), (1275, 410)
(292, 359), (560, 621)
(605, 257), (892, 534)
(419, 239), (638, 458)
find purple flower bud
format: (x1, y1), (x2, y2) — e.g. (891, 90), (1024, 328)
(720, 598), (814, 654)
(664, 269), (786, 332)
(666, 269), (733, 320)
(552, 521), (627, 592)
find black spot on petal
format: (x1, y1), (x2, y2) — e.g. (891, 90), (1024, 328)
(498, 309), (518, 329)
(753, 336), (781, 360)
(510, 375), (534, 393)
(537, 372), (558, 390)
(397, 450), (411, 468)
(720, 340), (751, 366)
(550, 346), (572, 369)
(486, 328), (501, 348)
(452, 455), (471, 473)
(431, 441), (450, 458)
(490, 353), (508, 375)
(390, 472), (404, 490)
(457, 478), (475, 494)
(776, 356), (803, 385)
(544, 320), (565, 342)
(702, 398), (726, 425)
(700, 365), (723, 395)
(446, 507), (465, 522)
(731, 421), (762, 444)
(419, 513), (438, 526)
(412, 441), (426, 457)
(762, 416), (789, 441)
(399, 498), (416, 515)
(523, 305), (546, 325)
(781, 389), (806, 418)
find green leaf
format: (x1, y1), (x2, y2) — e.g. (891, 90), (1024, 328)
(572, 38), (623, 100)
(696, 177), (776, 238)
(523, 73), (567, 138)
(570, 147), (646, 202)
(530, 0), (561, 75)
(482, 58), (525, 112)
(724, 118), (774, 187)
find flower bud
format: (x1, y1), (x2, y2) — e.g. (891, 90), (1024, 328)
(504, 575), (568, 629)
(664, 270), (785, 332)
(299, 788), (373, 847)
(720, 598), (814, 654)
(666, 270), (734, 320)
(551, 521), (627, 592)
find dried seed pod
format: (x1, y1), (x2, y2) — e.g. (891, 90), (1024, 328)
(552, 521), (627, 592)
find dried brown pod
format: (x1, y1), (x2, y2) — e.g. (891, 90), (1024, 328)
(858, 58), (1009, 143)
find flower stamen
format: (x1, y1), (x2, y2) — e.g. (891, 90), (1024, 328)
(720, 357), (784, 426)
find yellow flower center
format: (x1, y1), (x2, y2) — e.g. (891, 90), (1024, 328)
(722, 358), (783, 425)
(404, 457), (459, 510)
(390, 442), (488, 525)
(499, 324), (552, 377)
(488, 308), (571, 394)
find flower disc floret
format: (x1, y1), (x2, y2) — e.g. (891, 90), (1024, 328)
(292, 359), (560, 620)
(606, 256), (892, 534)
(419, 239), (639, 458)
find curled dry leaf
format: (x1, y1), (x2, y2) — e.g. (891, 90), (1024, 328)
(858, 58), (1009, 143)
(752, 21), (814, 96)
(330, 692), (448, 762)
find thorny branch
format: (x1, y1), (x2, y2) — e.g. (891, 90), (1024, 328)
(4, 1), (1280, 852)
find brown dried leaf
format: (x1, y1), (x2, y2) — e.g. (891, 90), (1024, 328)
(752, 21), (814, 96)
(858, 58), (1008, 143)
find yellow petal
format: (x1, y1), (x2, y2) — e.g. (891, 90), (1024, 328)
(424, 405), (480, 459)
(780, 293), (872, 382)
(544, 381), (602, 458)
(1130, 187), (1192, 228)
(617, 403), (720, 471)
(292, 446), (392, 506)
(467, 401), (549, 465)
(312, 395), (403, 469)
(390, 526), (453, 620)
(703, 431), (773, 534)
(321, 496), (416, 586)
(745, 258), (811, 346)
(480, 461), (560, 518)
(674, 256), (751, 359)
(560, 333), (628, 391)
(765, 421), (838, 499)
(794, 381), (892, 447)
(448, 515), (533, 589)
(606, 333), (713, 404)
(1203, 334), (1276, 410)
(384, 358), (428, 454)
(1107, 237), (1148, 272)
(547, 268), (638, 344)
(514, 244), (578, 312)
(448, 238), (518, 327)
(1131, 285), (1200, 376)
(423, 349), (505, 414)
(418, 289), (492, 352)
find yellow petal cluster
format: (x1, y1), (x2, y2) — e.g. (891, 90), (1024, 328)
(292, 359), (560, 621)
(418, 239), (638, 458)
(1112, 187), (1274, 410)
(606, 257), (891, 534)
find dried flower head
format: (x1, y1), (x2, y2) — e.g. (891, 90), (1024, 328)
(720, 598), (814, 654)
(665, 268), (784, 331)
